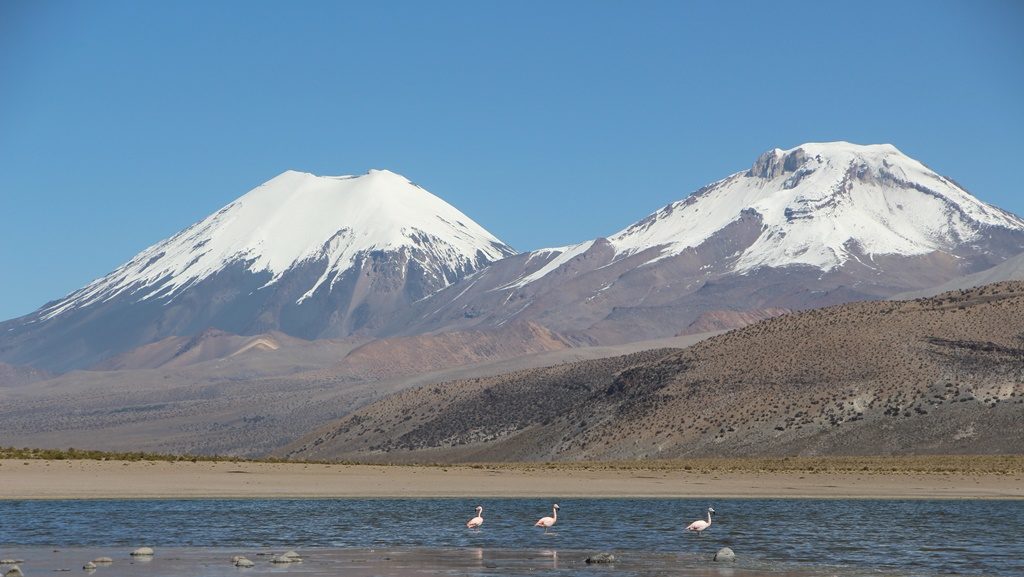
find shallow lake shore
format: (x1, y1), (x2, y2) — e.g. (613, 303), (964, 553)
(0, 546), (846, 577)
(2, 459), (1021, 499)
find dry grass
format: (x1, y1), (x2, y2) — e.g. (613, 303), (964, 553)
(6, 447), (1019, 476)
(465, 455), (1024, 475)
(0, 446), (301, 464)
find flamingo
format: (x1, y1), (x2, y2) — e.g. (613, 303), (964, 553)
(467, 505), (484, 528)
(686, 506), (715, 535)
(535, 503), (559, 532)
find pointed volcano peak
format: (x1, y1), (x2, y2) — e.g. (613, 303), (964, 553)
(37, 169), (515, 322)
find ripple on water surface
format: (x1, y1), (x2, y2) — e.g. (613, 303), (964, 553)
(1, 499), (1021, 576)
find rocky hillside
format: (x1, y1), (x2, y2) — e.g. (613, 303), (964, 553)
(286, 282), (1024, 462)
(0, 326), (701, 457)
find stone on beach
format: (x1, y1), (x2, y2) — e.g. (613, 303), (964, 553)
(130, 547), (154, 557)
(270, 551), (303, 564)
(585, 553), (616, 564)
(231, 554), (256, 567)
(270, 556), (300, 564)
(713, 547), (736, 562)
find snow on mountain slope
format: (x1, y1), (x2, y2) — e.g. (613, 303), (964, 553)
(39, 169), (515, 321)
(500, 241), (596, 290)
(504, 142), (1024, 288)
(618, 142), (1022, 269)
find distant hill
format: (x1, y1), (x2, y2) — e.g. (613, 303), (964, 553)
(92, 329), (311, 371)
(0, 362), (53, 387)
(894, 252), (1024, 300)
(0, 326), (712, 457)
(285, 282), (1024, 462)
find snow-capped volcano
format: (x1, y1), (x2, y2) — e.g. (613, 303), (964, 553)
(2, 169), (514, 371)
(5, 144), (1024, 373)
(396, 142), (1024, 342)
(40, 169), (513, 321)
(506, 142), (1024, 288)
(612, 141), (1023, 271)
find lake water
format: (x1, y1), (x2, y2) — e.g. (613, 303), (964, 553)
(2, 499), (1021, 576)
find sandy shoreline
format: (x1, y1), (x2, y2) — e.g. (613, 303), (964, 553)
(1, 459), (1021, 499)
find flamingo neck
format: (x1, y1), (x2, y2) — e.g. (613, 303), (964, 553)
(706, 511), (712, 525)
(552, 508), (558, 521)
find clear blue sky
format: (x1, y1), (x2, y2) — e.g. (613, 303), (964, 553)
(1, 0), (1022, 320)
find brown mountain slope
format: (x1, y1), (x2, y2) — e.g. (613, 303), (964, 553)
(682, 307), (792, 334)
(285, 282), (1024, 462)
(0, 362), (53, 387)
(91, 329), (313, 370)
(0, 321), (713, 457)
(335, 322), (571, 380)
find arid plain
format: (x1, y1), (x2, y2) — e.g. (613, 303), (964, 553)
(3, 457), (1021, 500)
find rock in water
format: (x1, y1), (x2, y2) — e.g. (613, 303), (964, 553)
(5, 566), (24, 577)
(82, 562), (96, 570)
(713, 547), (736, 562)
(234, 559), (255, 568)
(92, 558), (112, 564)
(585, 553), (616, 564)
(130, 547), (154, 557)
(281, 551), (301, 560)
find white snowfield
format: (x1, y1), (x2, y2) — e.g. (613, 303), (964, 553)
(40, 169), (513, 320)
(500, 241), (596, 290)
(506, 142), (1024, 288)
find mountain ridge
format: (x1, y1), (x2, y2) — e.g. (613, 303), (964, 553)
(387, 142), (1024, 343)
(4, 142), (1024, 374)
(286, 281), (1024, 462)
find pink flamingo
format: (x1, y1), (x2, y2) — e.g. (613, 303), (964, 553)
(466, 505), (484, 528)
(686, 507), (715, 535)
(535, 503), (559, 532)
